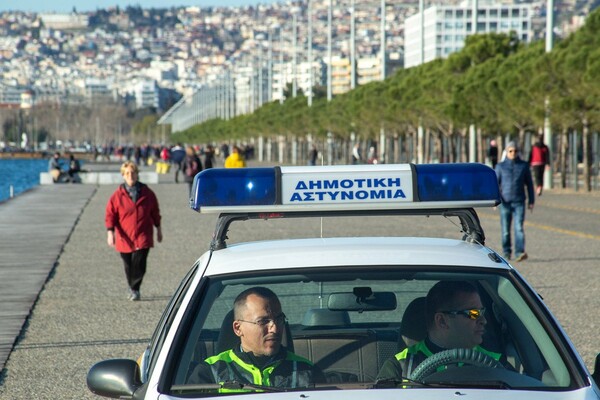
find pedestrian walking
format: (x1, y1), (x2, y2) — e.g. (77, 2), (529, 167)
(528, 134), (550, 196)
(183, 146), (203, 196)
(203, 144), (216, 169)
(487, 139), (499, 169)
(495, 141), (535, 262)
(351, 143), (362, 164)
(224, 145), (247, 168)
(308, 144), (319, 166)
(220, 143), (230, 161)
(170, 143), (186, 183)
(105, 161), (162, 301)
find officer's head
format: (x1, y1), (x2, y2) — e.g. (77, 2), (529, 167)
(426, 281), (487, 349)
(233, 287), (284, 357)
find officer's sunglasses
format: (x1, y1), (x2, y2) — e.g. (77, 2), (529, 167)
(238, 313), (287, 327)
(440, 308), (486, 320)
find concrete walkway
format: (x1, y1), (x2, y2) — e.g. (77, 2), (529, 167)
(0, 160), (171, 373)
(0, 184), (96, 372)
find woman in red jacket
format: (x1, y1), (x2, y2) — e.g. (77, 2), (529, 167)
(105, 161), (162, 301)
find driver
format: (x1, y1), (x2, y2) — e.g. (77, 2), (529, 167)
(377, 280), (502, 381)
(188, 286), (325, 388)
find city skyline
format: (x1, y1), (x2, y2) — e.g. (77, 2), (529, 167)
(0, 0), (281, 13)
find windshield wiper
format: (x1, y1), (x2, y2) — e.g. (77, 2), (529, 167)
(372, 377), (433, 388)
(423, 380), (513, 389)
(221, 380), (286, 392)
(171, 381), (285, 394)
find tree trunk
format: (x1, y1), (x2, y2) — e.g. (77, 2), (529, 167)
(460, 128), (468, 162)
(477, 128), (484, 165)
(410, 129), (417, 163)
(518, 127), (526, 152)
(447, 131), (456, 163)
(560, 128), (568, 189)
(393, 132), (399, 164)
(582, 118), (591, 192)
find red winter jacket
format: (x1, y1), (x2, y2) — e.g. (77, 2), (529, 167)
(529, 143), (549, 166)
(105, 183), (161, 253)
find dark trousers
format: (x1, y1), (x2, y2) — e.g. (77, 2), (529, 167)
(532, 165), (545, 187)
(120, 248), (150, 291)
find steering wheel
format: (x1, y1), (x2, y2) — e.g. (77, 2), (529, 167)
(409, 348), (504, 382)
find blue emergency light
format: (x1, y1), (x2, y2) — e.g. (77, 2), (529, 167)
(190, 163), (500, 213)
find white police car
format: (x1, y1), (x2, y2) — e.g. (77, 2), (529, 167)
(87, 163), (600, 399)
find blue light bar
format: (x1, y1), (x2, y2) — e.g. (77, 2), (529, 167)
(190, 168), (277, 211)
(190, 163), (500, 213)
(414, 163), (500, 202)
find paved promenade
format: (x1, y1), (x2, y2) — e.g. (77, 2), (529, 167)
(0, 164), (599, 398)
(0, 184), (96, 372)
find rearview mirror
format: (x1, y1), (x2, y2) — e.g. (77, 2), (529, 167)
(328, 288), (397, 312)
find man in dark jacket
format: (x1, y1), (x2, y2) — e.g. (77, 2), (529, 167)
(495, 141), (535, 261)
(188, 287), (324, 389)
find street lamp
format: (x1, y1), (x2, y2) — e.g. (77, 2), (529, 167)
(308, 0), (313, 107)
(350, 0), (356, 90)
(279, 28), (285, 104)
(544, 0), (554, 190)
(380, 0), (386, 80)
(268, 27), (275, 102)
(327, 0), (332, 102)
(419, 0), (424, 65)
(292, 7), (300, 98)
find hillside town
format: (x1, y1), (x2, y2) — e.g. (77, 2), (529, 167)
(0, 0), (596, 149)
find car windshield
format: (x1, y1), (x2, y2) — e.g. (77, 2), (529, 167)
(168, 267), (576, 395)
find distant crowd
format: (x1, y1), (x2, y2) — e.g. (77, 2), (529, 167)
(91, 142), (255, 169)
(47, 142), (257, 185)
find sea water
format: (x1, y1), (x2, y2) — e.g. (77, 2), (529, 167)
(0, 158), (52, 203)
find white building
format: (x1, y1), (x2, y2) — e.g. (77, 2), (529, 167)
(39, 13), (89, 30)
(404, 0), (532, 68)
(357, 57), (383, 86)
(270, 61), (325, 103)
(82, 77), (113, 104)
(129, 79), (159, 110)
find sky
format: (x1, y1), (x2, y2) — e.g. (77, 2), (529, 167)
(0, 0), (278, 13)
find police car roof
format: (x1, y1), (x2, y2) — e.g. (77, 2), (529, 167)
(202, 237), (508, 276)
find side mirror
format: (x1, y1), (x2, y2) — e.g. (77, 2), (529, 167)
(87, 359), (141, 398)
(593, 353), (600, 387)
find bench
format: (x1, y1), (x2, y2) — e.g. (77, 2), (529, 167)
(40, 171), (159, 185)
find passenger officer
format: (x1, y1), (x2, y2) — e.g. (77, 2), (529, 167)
(189, 287), (325, 388)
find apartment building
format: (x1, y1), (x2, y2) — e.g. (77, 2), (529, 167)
(404, 0), (533, 68)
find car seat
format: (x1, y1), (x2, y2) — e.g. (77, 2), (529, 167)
(399, 296), (427, 349)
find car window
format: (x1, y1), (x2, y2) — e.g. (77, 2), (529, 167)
(142, 260), (200, 382)
(167, 267), (576, 394)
